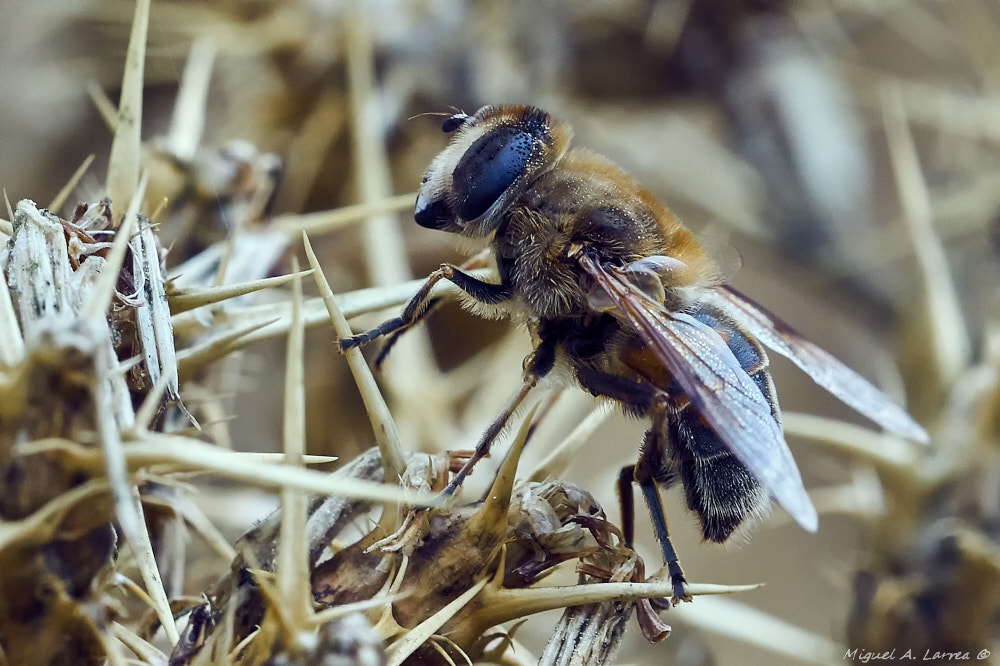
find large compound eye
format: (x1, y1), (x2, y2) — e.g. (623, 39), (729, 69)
(452, 127), (534, 221)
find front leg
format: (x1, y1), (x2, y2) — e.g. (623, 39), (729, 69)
(339, 263), (512, 358)
(443, 328), (559, 496)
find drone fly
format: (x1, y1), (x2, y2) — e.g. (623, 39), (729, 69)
(342, 104), (928, 602)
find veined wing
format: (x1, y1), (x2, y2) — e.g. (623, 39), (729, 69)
(579, 256), (818, 532)
(705, 286), (929, 444)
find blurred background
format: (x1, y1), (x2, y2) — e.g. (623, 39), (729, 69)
(2, 1), (999, 664)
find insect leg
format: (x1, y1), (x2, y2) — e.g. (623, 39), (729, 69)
(575, 367), (657, 418)
(617, 465), (637, 548)
(636, 462), (689, 602)
(617, 461), (682, 549)
(637, 401), (690, 604)
(339, 263), (511, 350)
(572, 370), (653, 544)
(574, 368), (687, 600)
(442, 371), (537, 497)
(372, 297), (442, 369)
(442, 333), (558, 496)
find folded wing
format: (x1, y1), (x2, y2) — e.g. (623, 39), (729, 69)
(579, 256), (818, 532)
(704, 287), (929, 444)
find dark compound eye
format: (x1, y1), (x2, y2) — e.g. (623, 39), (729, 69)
(452, 127), (534, 221)
(442, 114), (468, 133)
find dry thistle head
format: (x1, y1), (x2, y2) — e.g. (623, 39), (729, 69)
(173, 416), (696, 666)
(7, 192), (185, 659)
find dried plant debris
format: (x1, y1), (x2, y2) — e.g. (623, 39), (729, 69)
(0, 194), (415, 665)
(150, 140), (283, 264)
(848, 520), (1000, 661)
(172, 436), (694, 666)
(844, 339), (1000, 660)
(0, 198), (153, 663)
(538, 505), (669, 666)
(0, 194), (482, 665)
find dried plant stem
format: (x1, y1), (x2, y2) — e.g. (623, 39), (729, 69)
(303, 232), (407, 481)
(93, 335), (140, 552)
(271, 193), (416, 235)
(105, 0), (149, 212)
(273, 91), (346, 215)
(528, 403), (613, 482)
(166, 37), (216, 163)
(172, 270), (496, 374)
(807, 477), (886, 518)
(385, 577), (491, 666)
(86, 80), (119, 132)
(175, 317), (282, 376)
(276, 258), (312, 627)
(128, 485), (181, 644)
(110, 621), (168, 664)
(100, 630), (130, 666)
(310, 593), (407, 626)
(168, 270), (315, 314)
(883, 87), (970, 387)
(2, 190), (14, 231)
(126, 435), (433, 504)
(168, 493), (239, 563)
(47, 153), (95, 213)
(676, 596), (840, 664)
(90, 190), (148, 586)
(344, 0), (443, 446)
(344, 2), (413, 290)
(14, 438), (333, 470)
(471, 581), (762, 631)
(782, 411), (918, 472)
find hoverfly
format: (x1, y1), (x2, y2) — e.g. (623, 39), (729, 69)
(342, 105), (928, 602)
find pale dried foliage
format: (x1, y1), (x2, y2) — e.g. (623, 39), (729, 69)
(0, 1), (998, 665)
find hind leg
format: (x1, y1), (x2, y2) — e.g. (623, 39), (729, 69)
(634, 407), (690, 604)
(619, 462), (689, 606)
(576, 370), (690, 602)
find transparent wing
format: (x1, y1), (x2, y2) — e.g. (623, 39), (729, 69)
(579, 256), (818, 532)
(705, 286), (929, 443)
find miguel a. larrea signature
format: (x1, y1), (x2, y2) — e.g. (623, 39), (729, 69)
(844, 647), (992, 662)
